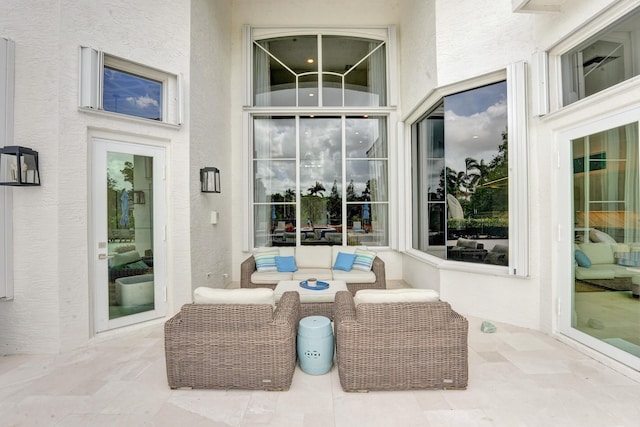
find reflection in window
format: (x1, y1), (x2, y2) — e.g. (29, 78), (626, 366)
(253, 115), (388, 247)
(411, 81), (509, 265)
(103, 67), (162, 120)
(254, 35), (386, 107)
(561, 7), (640, 106)
(572, 122), (640, 358)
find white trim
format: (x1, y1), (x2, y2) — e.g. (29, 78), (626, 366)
(507, 61), (530, 277)
(0, 37), (14, 301)
(555, 103), (640, 372)
(78, 47), (182, 126)
(532, 51), (549, 117)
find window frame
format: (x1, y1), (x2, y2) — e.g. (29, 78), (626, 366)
(403, 63), (529, 277)
(243, 26), (397, 251)
(78, 47), (182, 126)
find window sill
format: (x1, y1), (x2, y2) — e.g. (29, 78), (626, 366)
(78, 107), (182, 130)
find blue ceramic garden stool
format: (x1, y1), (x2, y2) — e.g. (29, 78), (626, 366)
(297, 315), (334, 375)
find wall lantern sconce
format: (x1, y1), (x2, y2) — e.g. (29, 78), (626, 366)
(200, 167), (220, 193)
(0, 146), (41, 186)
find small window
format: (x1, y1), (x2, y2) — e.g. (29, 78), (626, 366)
(79, 47), (181, 125)
(561, 7), (640, 106)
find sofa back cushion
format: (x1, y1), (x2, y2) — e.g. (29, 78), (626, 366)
(578, 243), (614, 265)
(295, 246), (332, 269)
(193, 287), (275, 307)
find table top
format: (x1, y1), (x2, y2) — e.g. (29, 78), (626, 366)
(275, 280), (348, 303)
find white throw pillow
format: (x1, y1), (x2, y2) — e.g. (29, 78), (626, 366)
(354, 288), (440, 305)
(193, 287), (275, 307)
(589, 229), (617, 244)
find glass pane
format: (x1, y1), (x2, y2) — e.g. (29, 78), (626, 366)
(254, 159), (296, 203)
(300, 117), (342, 245)
(346, 116), (388, 158)
(253, 116), (296, 159)
(254, 36), (317, 107)
(322, 73), (342, 106)
(323, 36), (386, 107)
(107, 153), (154, 319)
(572, 122), (640, 359)
(561, 7), (640, 106)
(103, 67), (162, 120)
(346, 160), (387, 202)
(298, 74), (318, 107)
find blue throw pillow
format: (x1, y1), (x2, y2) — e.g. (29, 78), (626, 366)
(575, 249), (591, 268)
(333, 252), (357, 272)
(275, 256), (298, 272)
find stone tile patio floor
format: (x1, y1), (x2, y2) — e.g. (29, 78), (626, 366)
(2, 306), (640, 425)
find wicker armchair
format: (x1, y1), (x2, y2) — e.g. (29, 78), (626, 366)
(164, 291), (300, 391)
(334, 291), (468, 392)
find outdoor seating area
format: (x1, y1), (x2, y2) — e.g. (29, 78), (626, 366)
(164, 285), (468, 392)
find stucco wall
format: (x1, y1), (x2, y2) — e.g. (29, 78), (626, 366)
(189, 0), (233, 295)
(0, 0), (192, 354)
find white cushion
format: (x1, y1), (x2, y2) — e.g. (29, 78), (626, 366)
(295, 246), (332, 269)
(589, 229), (617, 244)
(193, 287), (275, 306)
(111, 250), (141, 267)
(292, 268), (334, 281)
(331, 245), (358, 265)
(250, 270), (293, 285)
(331, 269), (376, 283)
(353, 288), (440, 305)
(579, 243), (614, 265)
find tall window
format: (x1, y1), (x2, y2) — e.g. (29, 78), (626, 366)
(411, 81), (510, 266)
(250, 31), (391, 248)
(561, 7), (640, 106)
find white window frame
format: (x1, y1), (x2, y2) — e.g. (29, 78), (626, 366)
(242, 26), (398, 251)
(546, 2), (640, 114)
(79, 47), (182, 126)
(1, 37), (14, 300)
(403, 63), (529, 277)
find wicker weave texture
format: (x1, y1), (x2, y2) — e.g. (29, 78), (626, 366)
(240, 254), (386, 295)
(334, 291), (468, 392)
(164, 291), (300, 390)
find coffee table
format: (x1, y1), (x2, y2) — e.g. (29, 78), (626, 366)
(275, 280), (348, 320)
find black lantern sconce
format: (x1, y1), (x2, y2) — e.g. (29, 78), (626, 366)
(200, 167), (220, 193)
(0, 146), (41, 186)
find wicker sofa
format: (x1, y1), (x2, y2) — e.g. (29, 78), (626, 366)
(241, 245), (386, 295)
(333, 290), (468, 392)
(164, 291), (300, 390)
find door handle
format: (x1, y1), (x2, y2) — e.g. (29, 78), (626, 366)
(98, 254), (114, 260)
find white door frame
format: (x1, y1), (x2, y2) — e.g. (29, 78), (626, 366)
(91, 137), (167, 333)
(556, 106), (640, 371)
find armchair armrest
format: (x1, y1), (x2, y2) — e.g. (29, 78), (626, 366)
(272, 291), (300, 327)
(240, 255), (257, 288)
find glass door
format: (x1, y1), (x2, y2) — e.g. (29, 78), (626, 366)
(92, 138), (166, 332)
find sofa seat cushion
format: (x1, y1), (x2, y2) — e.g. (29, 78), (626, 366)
(332, 269), (376, 283)
(575, 266), (615, 280)
(292, 268), (334, 281)
(251, 270), (294, 285)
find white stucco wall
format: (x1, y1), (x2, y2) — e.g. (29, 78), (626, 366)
(189, 0), (233, 294)
(0, 0), (192, 354)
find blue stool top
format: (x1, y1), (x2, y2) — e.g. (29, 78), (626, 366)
(298, 316), (332, 338)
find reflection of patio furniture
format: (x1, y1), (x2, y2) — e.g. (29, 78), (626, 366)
(108, 250), (153, 281)
(164, 290), (300, 390)
(334, 290), (468, 391)
(484, 243), (509, 266)
(108, 228), (135, 242)
(447, 238), (487, 262)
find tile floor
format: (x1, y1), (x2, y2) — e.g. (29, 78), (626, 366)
(3, 292), (640, 426)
